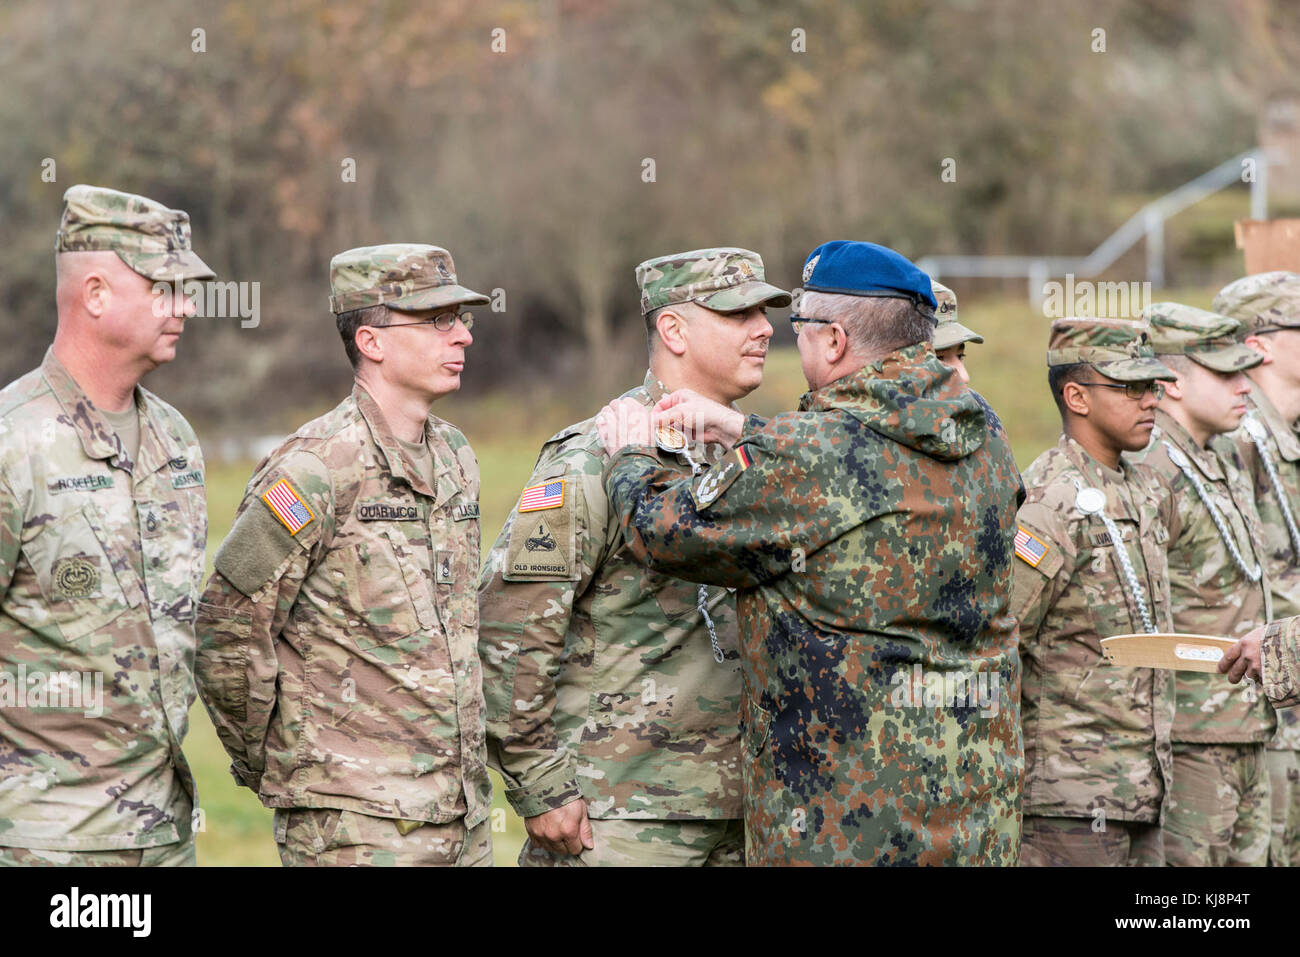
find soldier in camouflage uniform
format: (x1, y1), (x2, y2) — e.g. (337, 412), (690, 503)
(931, 280), (983, 385)
(195, 245), (493, 866)
(0, 185), (214, 866)
(1129, 302), (1275, 867)
(479, 248), (790, 866)
(1213, 271), (1300, 866)
(596, 241), (1025, 865)
(1013, 319), (1178, 866)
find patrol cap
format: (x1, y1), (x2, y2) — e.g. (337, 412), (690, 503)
(931, 279), (984, 350)
(329, 244), (489, 314)
(799, 240), (937, 309)
(1141, 302), (1263, 373)
(55, 184), (215, 282)
(637, 247), (791, 315)
(1212, 271), (1300, 337)
(1046, 317), (1176, 382)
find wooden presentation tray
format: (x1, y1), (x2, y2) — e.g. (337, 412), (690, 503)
(1100, 633), (1237, 672)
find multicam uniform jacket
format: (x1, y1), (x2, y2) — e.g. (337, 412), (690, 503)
(1215, 384), (1300, 750)
(0, 349), (205, 850)
(479, 372), (743, 821)
(1129, 410), (1275, 744)
(603, 345), (1025, 866)
(195, 385), (490, 827)
(1013, 436), (1176, 824)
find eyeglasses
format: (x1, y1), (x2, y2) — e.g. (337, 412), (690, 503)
(378, 311), (474, 332)
(789, 315), (834, 334)
(1079, 380), (1166, 400)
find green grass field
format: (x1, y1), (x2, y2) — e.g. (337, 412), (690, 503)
(190, 288), (1218, 865)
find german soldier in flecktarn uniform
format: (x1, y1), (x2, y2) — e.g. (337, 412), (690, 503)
(595, 240), (1025, 865)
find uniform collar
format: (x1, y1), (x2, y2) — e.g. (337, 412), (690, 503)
(351, 382), (445, 500)
(1060, 434), (1140, 522)
(40, 347), (185, 476)
(1154, 408), (1225, 481)
(1248, 382), (1300, 463)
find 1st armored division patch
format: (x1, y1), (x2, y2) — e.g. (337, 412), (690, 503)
(505, 479), (576, 580)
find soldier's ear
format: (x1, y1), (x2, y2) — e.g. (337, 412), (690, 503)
(655, 308), (689, 357)
(354, 325), (384, 363)
(1163, 375), (1185, 401)
(825, 322), (849, 364)
(1243, 334), (1273, 364)
(82, 270), (109, 318)
(1062, 380), (1091, 417)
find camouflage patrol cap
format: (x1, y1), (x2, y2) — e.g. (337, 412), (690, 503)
(55, 184), (215, 281)
(328, 244), (489, 314)
(1212, 271), (1300, 337)
(1142, 302), (1263, 373)
(931, 280), (984, 350)
(1046, 317), (1176, 382)
(637, 247), (791, 316)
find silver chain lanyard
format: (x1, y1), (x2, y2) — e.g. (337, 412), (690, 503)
(678, 443), (726, 664)
(1163, 441), (1262, 583)
(1243, 416), (1300, 561)
(1074, 481), (1156, 634)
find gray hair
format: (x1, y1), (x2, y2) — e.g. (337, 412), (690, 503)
(799, 291), (935, 361)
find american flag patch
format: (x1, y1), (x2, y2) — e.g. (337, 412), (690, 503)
(262, 478), (315, 535)
(1014, 526), (1049, 567)
(519, 480), (564, 512)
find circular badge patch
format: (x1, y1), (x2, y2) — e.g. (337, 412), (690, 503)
(1075, 487), (1106, 516)
(52, 557), (99, 599)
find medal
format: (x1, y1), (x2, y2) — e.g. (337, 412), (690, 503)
(656, 424), (687, 453)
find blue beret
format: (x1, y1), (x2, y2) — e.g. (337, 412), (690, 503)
(800, 240), (937, 309)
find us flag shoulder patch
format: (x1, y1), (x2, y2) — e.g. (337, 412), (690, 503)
(1014, 526), (1049, 568)
(519, 480), (564, 513)
(262, 478), (315, 535)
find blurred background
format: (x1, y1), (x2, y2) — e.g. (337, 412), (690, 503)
(3, 0), (1300, 864)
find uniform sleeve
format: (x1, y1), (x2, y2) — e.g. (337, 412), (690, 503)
(478, 454), (610, 818)
(1263, 616), (1300, 709)
(0, 468), (20, 605)
(1009, 503), (1070, 645)
(195, 450), (335, 792)
(602, 422), (846, 589)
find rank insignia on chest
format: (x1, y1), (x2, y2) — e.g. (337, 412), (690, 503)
(518, 480), (564, 512)
(262, 478), (315, 534)
(1014, 526), (1050, 567)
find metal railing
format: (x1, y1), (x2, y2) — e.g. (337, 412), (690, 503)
(917, 148), (1268, 305)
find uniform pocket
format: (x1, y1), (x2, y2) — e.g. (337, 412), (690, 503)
(195, 600), (252, 723)
(26, 503), (132, 646)
(336, 535), (423, 650)
(742, 696), (773, 757)
(651, 573), (701, 621)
